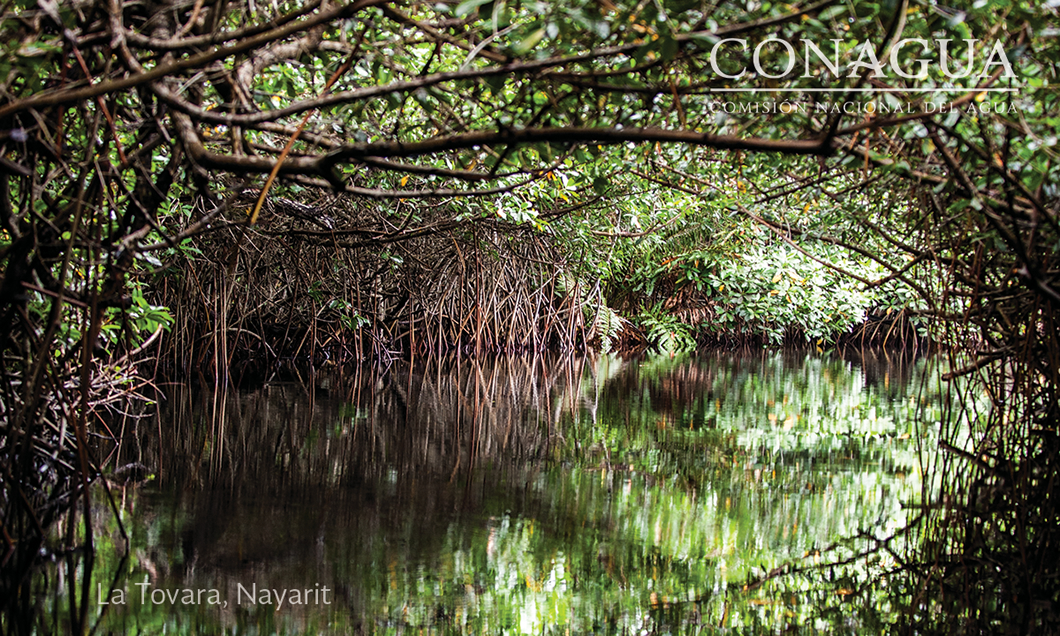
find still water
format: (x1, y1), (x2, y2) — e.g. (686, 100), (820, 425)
(52, 352), (941, 634)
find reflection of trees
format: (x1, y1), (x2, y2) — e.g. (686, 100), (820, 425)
(134, 355), (598, 492)
(97, 352), (938, 633)
(116, 357), (602, 590)
(591, 352), (935, 447)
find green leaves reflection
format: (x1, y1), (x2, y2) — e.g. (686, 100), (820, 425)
(335, 353), (941, 634)
(76, 353), (944, 634)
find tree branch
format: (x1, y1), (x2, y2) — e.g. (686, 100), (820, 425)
(326, 126), (831, 162)
(0, 0), (384, 121)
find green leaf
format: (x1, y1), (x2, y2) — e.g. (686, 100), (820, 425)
(818, 5), (847, 21)
(659, 36), (679, 62)
(484, 74), (506, 95)
(413, 88), (435, 113)
(854, 2), (879, 17)
(513, 28), (546, 55)
(454, 0), (491, 19)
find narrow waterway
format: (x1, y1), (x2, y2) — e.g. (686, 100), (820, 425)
(38, 351), (942, 634)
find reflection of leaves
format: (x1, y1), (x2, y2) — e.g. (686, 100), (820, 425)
(82, 354), (965, 635)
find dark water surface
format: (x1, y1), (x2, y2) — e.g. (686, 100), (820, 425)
(45, 352), (942, 634)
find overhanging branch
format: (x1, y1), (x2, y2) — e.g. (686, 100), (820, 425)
(326, 127), (832, 163)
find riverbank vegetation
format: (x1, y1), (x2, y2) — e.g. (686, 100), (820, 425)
(1, 0), (1058, 633)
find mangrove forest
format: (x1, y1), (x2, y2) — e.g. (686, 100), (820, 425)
(0, 0), (1058, 633)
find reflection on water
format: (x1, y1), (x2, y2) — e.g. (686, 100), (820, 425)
(41, 352), (940, 634)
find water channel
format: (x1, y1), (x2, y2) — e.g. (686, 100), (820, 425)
(36, 351), (945, 634)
